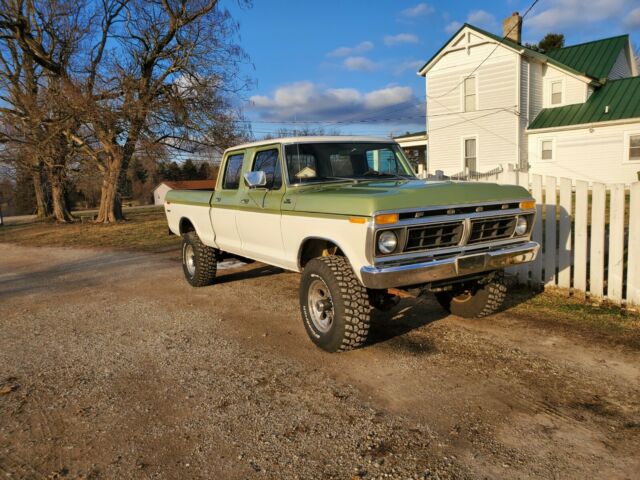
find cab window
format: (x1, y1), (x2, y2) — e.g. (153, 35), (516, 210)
(222, 153), (244, 189)
(252, 148), (282, 190)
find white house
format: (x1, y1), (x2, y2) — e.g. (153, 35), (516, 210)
(153, 180), (216, 205)
(413, 13), (640, 184)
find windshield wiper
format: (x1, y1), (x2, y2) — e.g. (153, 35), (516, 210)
(360, 171), (410, 181)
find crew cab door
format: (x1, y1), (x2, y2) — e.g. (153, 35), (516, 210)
(235, 146), (286, 265)
(210, 151), (245, 255)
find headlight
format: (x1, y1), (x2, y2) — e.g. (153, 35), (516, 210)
(378, 230), (398, 254)
(514, 216), (528, 236)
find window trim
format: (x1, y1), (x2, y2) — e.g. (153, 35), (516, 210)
(250, 144), (284, 190)
(461, 135), (479, 172)
(624, 131), (640, 164)
(460, 74), (478, 113)
(546, 78), (565, 107)
(538, 138), (555, 162)
(221, 151), (246, 190)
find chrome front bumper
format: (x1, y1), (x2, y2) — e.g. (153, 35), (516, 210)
(360, 241), (539, 289)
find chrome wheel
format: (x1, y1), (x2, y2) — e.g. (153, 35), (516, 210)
(307, 278), (334, 333)
(184, 244), (196, 277)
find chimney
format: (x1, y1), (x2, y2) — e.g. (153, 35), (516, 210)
(503, 12), (522, 44)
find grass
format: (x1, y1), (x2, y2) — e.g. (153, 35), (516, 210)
(508, 287), (640, 348)
(0, 207), (180, 253)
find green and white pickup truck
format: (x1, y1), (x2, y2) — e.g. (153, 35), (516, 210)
(164, 136), (538, 352)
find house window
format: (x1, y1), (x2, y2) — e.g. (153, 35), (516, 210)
(464, 138), (477, 171)
(551, 81), (562, 105)
(541, 140), (554, 161)
(630, 134), (640, 162)
(464, 76), (476, 112)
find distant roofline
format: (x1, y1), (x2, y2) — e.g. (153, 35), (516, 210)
(417, 22), (621, 82)
(393, 130), (427, 139)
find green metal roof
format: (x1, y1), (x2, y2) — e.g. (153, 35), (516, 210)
(528, 77), (640, 130)
(546, 35), (629, 80)
(419, 24), (627, 81)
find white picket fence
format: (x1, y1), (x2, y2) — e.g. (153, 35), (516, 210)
(422, 167), (640, 307)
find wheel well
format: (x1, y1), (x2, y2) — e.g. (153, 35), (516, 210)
(179, 218), (195, 235)
(299, 238), (344, 268)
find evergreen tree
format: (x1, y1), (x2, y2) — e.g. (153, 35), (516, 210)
(181, 159), (199, 180)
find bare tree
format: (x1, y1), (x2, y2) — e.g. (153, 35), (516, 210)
(2, 0), (249, 223)
(0, 0), (87, 221)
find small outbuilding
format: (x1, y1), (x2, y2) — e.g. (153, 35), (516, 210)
(153, 180), (216, 205)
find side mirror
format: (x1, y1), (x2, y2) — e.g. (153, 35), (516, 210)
(244, 171), (267, 188)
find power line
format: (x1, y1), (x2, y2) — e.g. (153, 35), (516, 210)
(425, 0), (541, 100)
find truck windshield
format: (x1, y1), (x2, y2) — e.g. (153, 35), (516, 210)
(284, 142), (415, 184)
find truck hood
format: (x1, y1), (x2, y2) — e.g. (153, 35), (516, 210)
(288, 179), (530, 216)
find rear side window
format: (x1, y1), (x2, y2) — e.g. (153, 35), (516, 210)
(252, 149), (282, 190)
(222, 153), (244, 189)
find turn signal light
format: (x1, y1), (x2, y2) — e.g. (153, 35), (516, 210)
(375, 213), (399, 225)
(519, 200), (536, 210)
(349, 216), (367, 224)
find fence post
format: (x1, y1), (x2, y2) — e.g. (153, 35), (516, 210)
(607, 184), (625, 302)
(574, 180), (589, 293)
(530, 174), (543, 286)
(544, 176), (557, 286)
(557, 178), (572, 289)
(589, 183), (606, 298)
(627, 182), (640, 306)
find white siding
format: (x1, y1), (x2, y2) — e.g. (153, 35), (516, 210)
(528, 61), (544, 121)
(426, 42), (519, 175)
(609, 48), (632, 79)
(528, 122), (640, 184)
(542, 64), (588, 107)
(519, 58), (529, 169)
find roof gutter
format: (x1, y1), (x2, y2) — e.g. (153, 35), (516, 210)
(526, 116), (640, 134)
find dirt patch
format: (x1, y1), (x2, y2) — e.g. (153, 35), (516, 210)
(1, 244), (639, 479)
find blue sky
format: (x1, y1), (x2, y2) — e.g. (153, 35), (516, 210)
(227, 0), (640, 139)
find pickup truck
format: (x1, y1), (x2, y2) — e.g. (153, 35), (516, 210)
(164, 136), (538, 352)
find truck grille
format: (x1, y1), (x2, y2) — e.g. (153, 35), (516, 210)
(468, 216), (516, 244)
(405, 222), (464, 252)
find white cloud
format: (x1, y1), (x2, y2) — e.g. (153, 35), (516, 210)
(466, 10), (498, 30)
(343, 56), (378, 71)
(394, 59), (424, 75)
(400, 3), (435, 18)
(445, 21), (462, 34)
(444, 9), (497, 34)
(625, 7), (640, 30)
(526, 0), (627, 32)
(327, 41), (374, 58)
(384, 33), (419, 46)
(249, 82), (421, 123)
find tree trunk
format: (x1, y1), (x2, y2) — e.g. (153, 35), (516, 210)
(95, 155), (124, 223)
(49, 167), (73, 223)
(31, 164), (50, 218)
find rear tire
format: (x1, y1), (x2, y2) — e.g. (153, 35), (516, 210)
(435, 271), (507, 318)
(299, 256), (371, 352)
(182, 232), (217, 287)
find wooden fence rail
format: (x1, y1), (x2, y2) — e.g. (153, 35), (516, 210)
(421, 167), (640, 307)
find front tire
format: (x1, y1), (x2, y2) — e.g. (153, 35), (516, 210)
(435, 271), (507, 318)
(182, 232), (217, 287)
(299, 256), (372, 352)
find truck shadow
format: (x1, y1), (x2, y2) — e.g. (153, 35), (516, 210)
(367, 297), (447, 353)
(213, 264), (284, 285)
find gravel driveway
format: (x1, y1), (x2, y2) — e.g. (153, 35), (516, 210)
(1, 244), (639, 479)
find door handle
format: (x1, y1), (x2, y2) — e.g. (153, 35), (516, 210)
(283, 198), (292, 204)
(240, 198), (249, 204)
(214, 197), (221, 202)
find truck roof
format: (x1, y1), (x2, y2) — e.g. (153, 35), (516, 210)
(226, 135), (397, 152)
